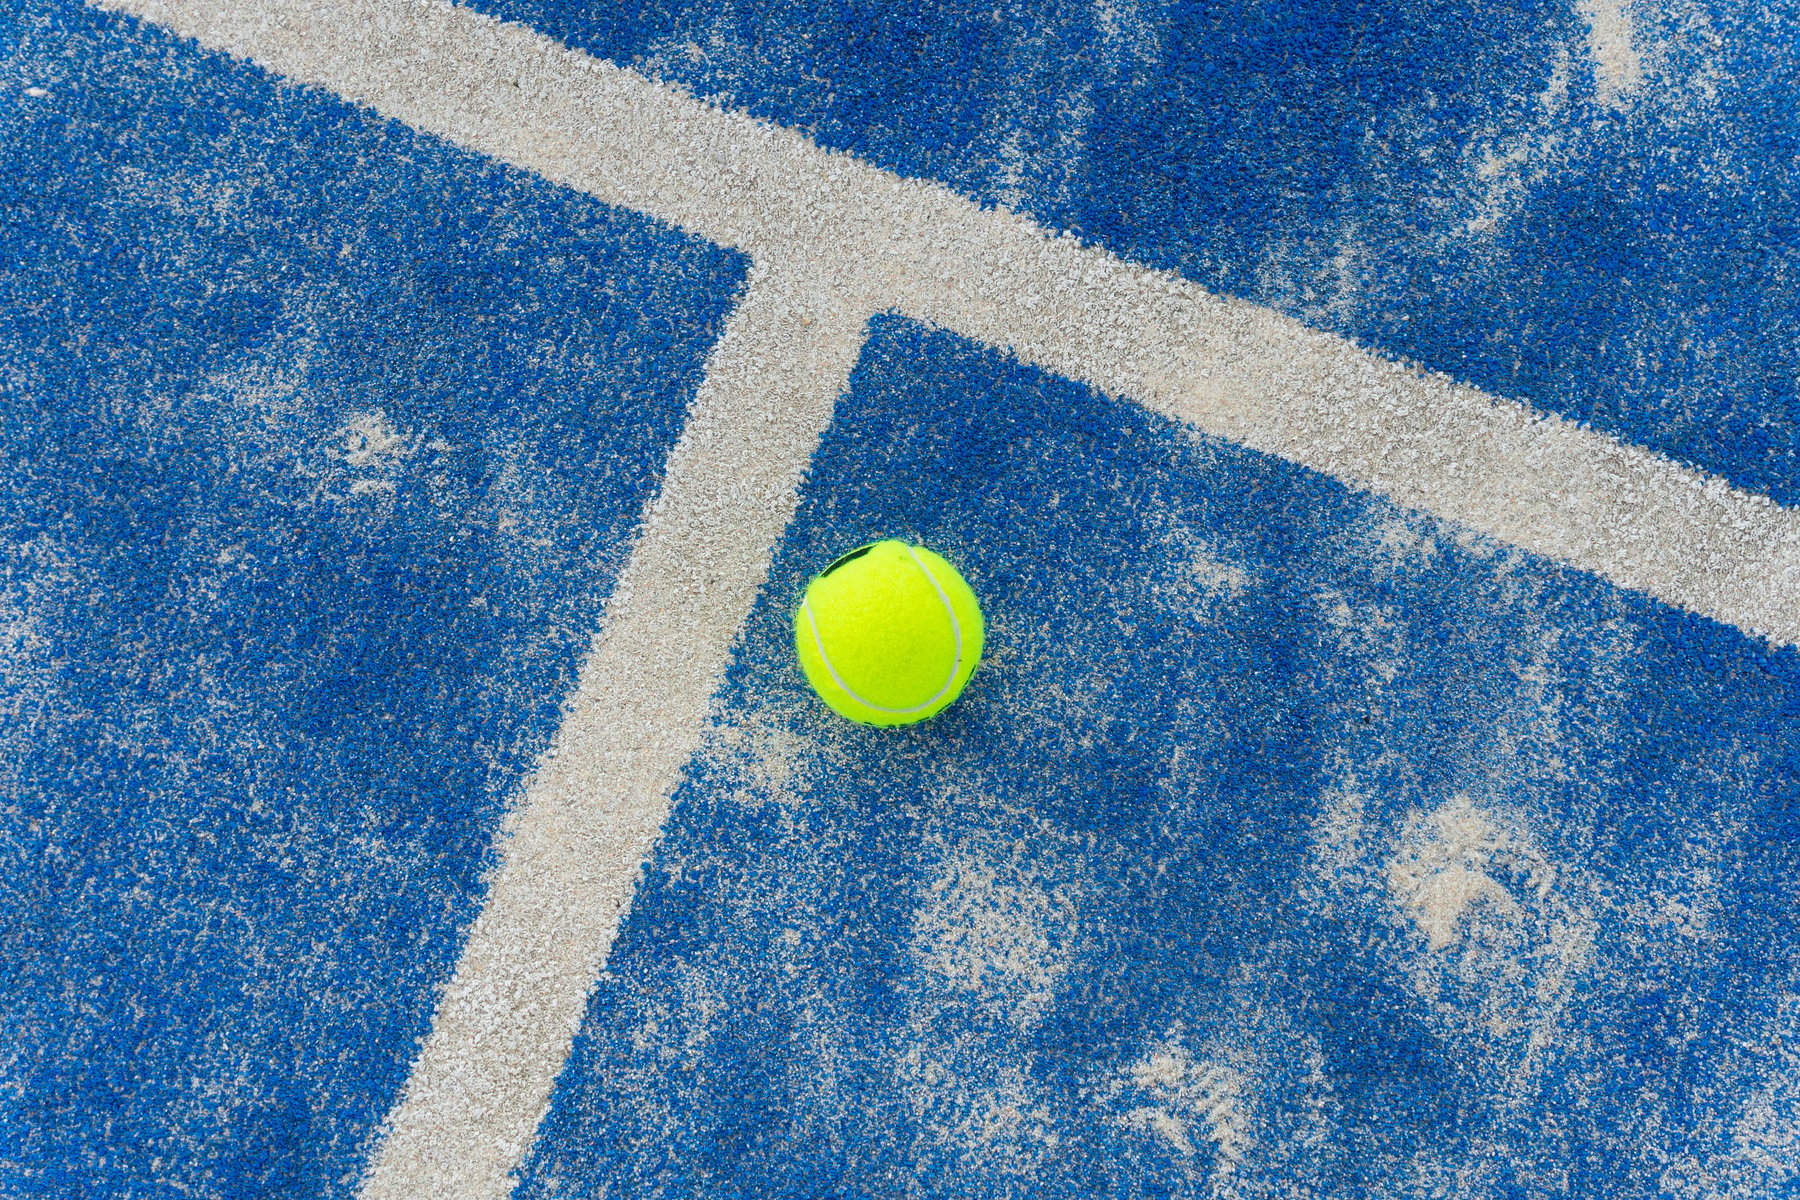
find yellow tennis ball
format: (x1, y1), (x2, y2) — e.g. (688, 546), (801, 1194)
(794, 539), (984, 726)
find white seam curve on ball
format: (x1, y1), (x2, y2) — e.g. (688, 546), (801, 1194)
(802, 545), (965, 716)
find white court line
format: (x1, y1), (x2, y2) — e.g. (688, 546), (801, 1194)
(88, 0), (1800, 1196)
(97, 0), (1800, 650)
(355, 263), (870, 1198)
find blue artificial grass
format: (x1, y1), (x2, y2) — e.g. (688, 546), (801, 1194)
(521, 313), (1800, 1199)
(1, 5), (744, 1194)
(474, 0), (1800, 506)
(5, 0), (1798, 1196)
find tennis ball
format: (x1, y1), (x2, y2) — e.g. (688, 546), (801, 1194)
(794, 539), (984, 726)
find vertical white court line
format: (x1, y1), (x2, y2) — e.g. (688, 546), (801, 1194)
(356, 262), (872, 1200)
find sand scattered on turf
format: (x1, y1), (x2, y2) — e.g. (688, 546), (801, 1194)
(1577, 0), (1646, 105)
(1386, 795), (1594, 1044)
(908, 845), (1076, 1031)
(1116, 1038), (1251, 1177)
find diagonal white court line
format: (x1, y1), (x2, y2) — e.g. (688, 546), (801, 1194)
(355, 261), (872, 1198)
(96, 0), (1800, 651)
(87, 0), (1800, 1195)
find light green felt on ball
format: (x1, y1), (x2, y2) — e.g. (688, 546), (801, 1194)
(794, 539), (984, 726)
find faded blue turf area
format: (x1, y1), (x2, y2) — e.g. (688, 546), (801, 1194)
(470, 0), (1800, 507)
(0, 5), (745, 1196)
(523, 314), (1800, 1200)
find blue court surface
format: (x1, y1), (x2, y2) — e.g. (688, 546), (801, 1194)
(5, 0), (1799, 1197)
